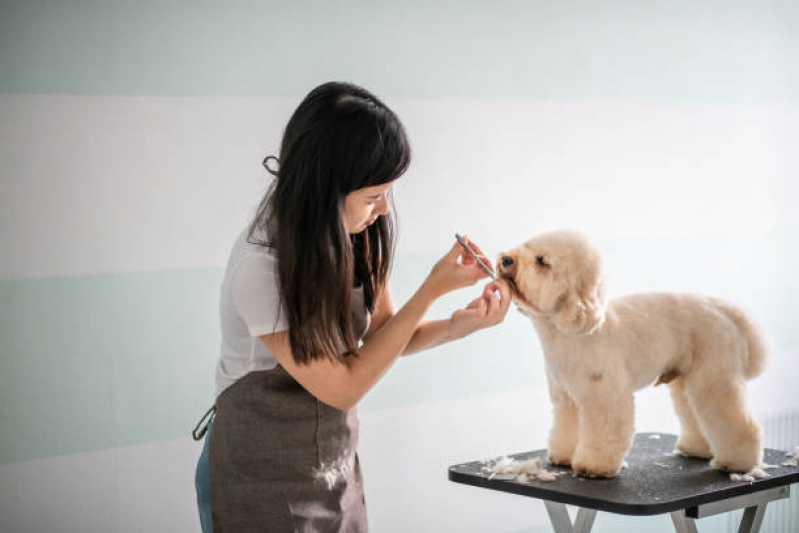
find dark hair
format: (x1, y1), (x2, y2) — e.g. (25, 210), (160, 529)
(248, 81), (411, 365)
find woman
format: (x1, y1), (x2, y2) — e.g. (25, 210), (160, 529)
(194, 81), (510, 532)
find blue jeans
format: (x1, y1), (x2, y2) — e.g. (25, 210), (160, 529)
(195, 422), (213, 533)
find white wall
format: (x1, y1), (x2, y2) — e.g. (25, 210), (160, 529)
(1, 1), (798, 532)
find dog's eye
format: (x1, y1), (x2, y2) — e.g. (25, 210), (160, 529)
(536, 256), (550, 268)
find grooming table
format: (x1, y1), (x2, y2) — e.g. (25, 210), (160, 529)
(448, 433), (799, 533)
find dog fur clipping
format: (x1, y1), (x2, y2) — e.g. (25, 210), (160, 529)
(498, 230), (768, 479)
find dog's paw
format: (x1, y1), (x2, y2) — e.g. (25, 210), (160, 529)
(571, 458), (621, 479)
(676, 435), (713, 459)
(572, 463), (619, 479)
(711, 457), (760, 474)
(547, 454), (572, 467)
(675, 443), (713, 460)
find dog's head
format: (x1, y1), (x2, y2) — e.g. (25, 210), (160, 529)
(497, 230), (606, 335)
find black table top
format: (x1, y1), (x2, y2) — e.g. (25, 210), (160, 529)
(448, 432), (799, 516)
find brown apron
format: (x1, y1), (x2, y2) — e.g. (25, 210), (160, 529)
(210, 290), (370, 532)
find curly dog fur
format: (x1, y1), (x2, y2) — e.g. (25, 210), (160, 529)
(497, 230), (767, 478)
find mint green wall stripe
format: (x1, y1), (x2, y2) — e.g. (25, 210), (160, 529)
(0, 255), (549, 465)
(1, 0), (797, 99)
(0, 268), (220, 464)
(2, 229), (798, 464)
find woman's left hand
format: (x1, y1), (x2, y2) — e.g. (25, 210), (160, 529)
(449, 279), (512, 337)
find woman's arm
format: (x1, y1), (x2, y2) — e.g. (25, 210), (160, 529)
(259, 241), (489, 411)
(362, 283), (453, 356)
(261, 281), (436, 411)
(402, 318), (462, 356)
(364, 278), (511, 356)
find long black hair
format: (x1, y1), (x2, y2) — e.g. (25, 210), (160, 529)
(248, 81), (411, 365)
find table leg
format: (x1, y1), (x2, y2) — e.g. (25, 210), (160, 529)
(573, 507), (597, 532)
(737, 503), (767, 533)
(544, 501), (597, 533)
(670, 509), (699, 533)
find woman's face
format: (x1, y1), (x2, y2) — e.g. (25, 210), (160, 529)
(343, 182), (393, 234)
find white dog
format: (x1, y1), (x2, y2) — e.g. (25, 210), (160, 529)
(497, 230), (767, 478)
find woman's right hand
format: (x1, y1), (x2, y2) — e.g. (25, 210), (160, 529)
(423, 236), (495, 298)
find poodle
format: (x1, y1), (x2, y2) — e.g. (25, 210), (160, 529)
(497, 230), (767, 478)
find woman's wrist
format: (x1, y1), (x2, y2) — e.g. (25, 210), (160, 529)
(418, 278), (444, 302)
(447, 315), (479, 340)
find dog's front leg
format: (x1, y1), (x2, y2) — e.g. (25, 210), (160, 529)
(548, 388), (579, 466)
(572, 384), (634, 479)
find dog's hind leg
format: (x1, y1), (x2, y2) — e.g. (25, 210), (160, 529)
(669, 378), (713, 459)
(683, 372), (762, 473)
(547, 388), (579, 466)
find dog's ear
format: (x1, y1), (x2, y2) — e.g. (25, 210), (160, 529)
(552, 279), (606, 336)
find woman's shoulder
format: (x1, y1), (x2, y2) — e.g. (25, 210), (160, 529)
(225, 226), (278, 277)
(239, 224), (276, 255)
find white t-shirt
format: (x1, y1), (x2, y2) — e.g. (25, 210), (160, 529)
(215, 224), (371, 397)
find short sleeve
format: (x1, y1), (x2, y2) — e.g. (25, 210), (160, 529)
(229, 253), (289, 337)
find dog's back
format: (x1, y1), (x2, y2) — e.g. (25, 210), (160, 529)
(602, 292), (767, 389)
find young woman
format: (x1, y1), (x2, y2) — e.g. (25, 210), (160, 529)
(194, 81), (510, 532)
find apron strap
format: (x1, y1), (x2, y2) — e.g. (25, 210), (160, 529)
(192, 404), (217, 441)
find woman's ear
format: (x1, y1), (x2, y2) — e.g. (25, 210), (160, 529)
(552, 283), (606, 336)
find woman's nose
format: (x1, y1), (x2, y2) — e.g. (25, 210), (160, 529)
(377, 194), (389, 215)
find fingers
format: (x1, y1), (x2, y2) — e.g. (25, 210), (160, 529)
(494, 279), (512, 311)
(462, 236), (484, 256)
(447, 239), (465, 261)
(452, 297), (487, 322)
(482, 280), (511, 323)
(450, 281), (510, 333)
(450, 238), (482, 270)
(437, 237), (498, 296)
(484, 279), (510, 300)
(485, 288), (500, 318)
(459, 258), (491, 284)
(463, 237), (495, 275)
(466, 297), (482, 310)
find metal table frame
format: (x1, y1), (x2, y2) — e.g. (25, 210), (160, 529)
(543, 485), (790, 533)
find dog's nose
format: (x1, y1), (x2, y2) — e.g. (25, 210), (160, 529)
(501, 256), (514, 269)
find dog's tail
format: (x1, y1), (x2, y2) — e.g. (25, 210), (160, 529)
(718, 302), (769, 380)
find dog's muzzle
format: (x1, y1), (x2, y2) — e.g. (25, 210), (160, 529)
(497, 255), (519, 291)
(498, 255), (516, 279)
